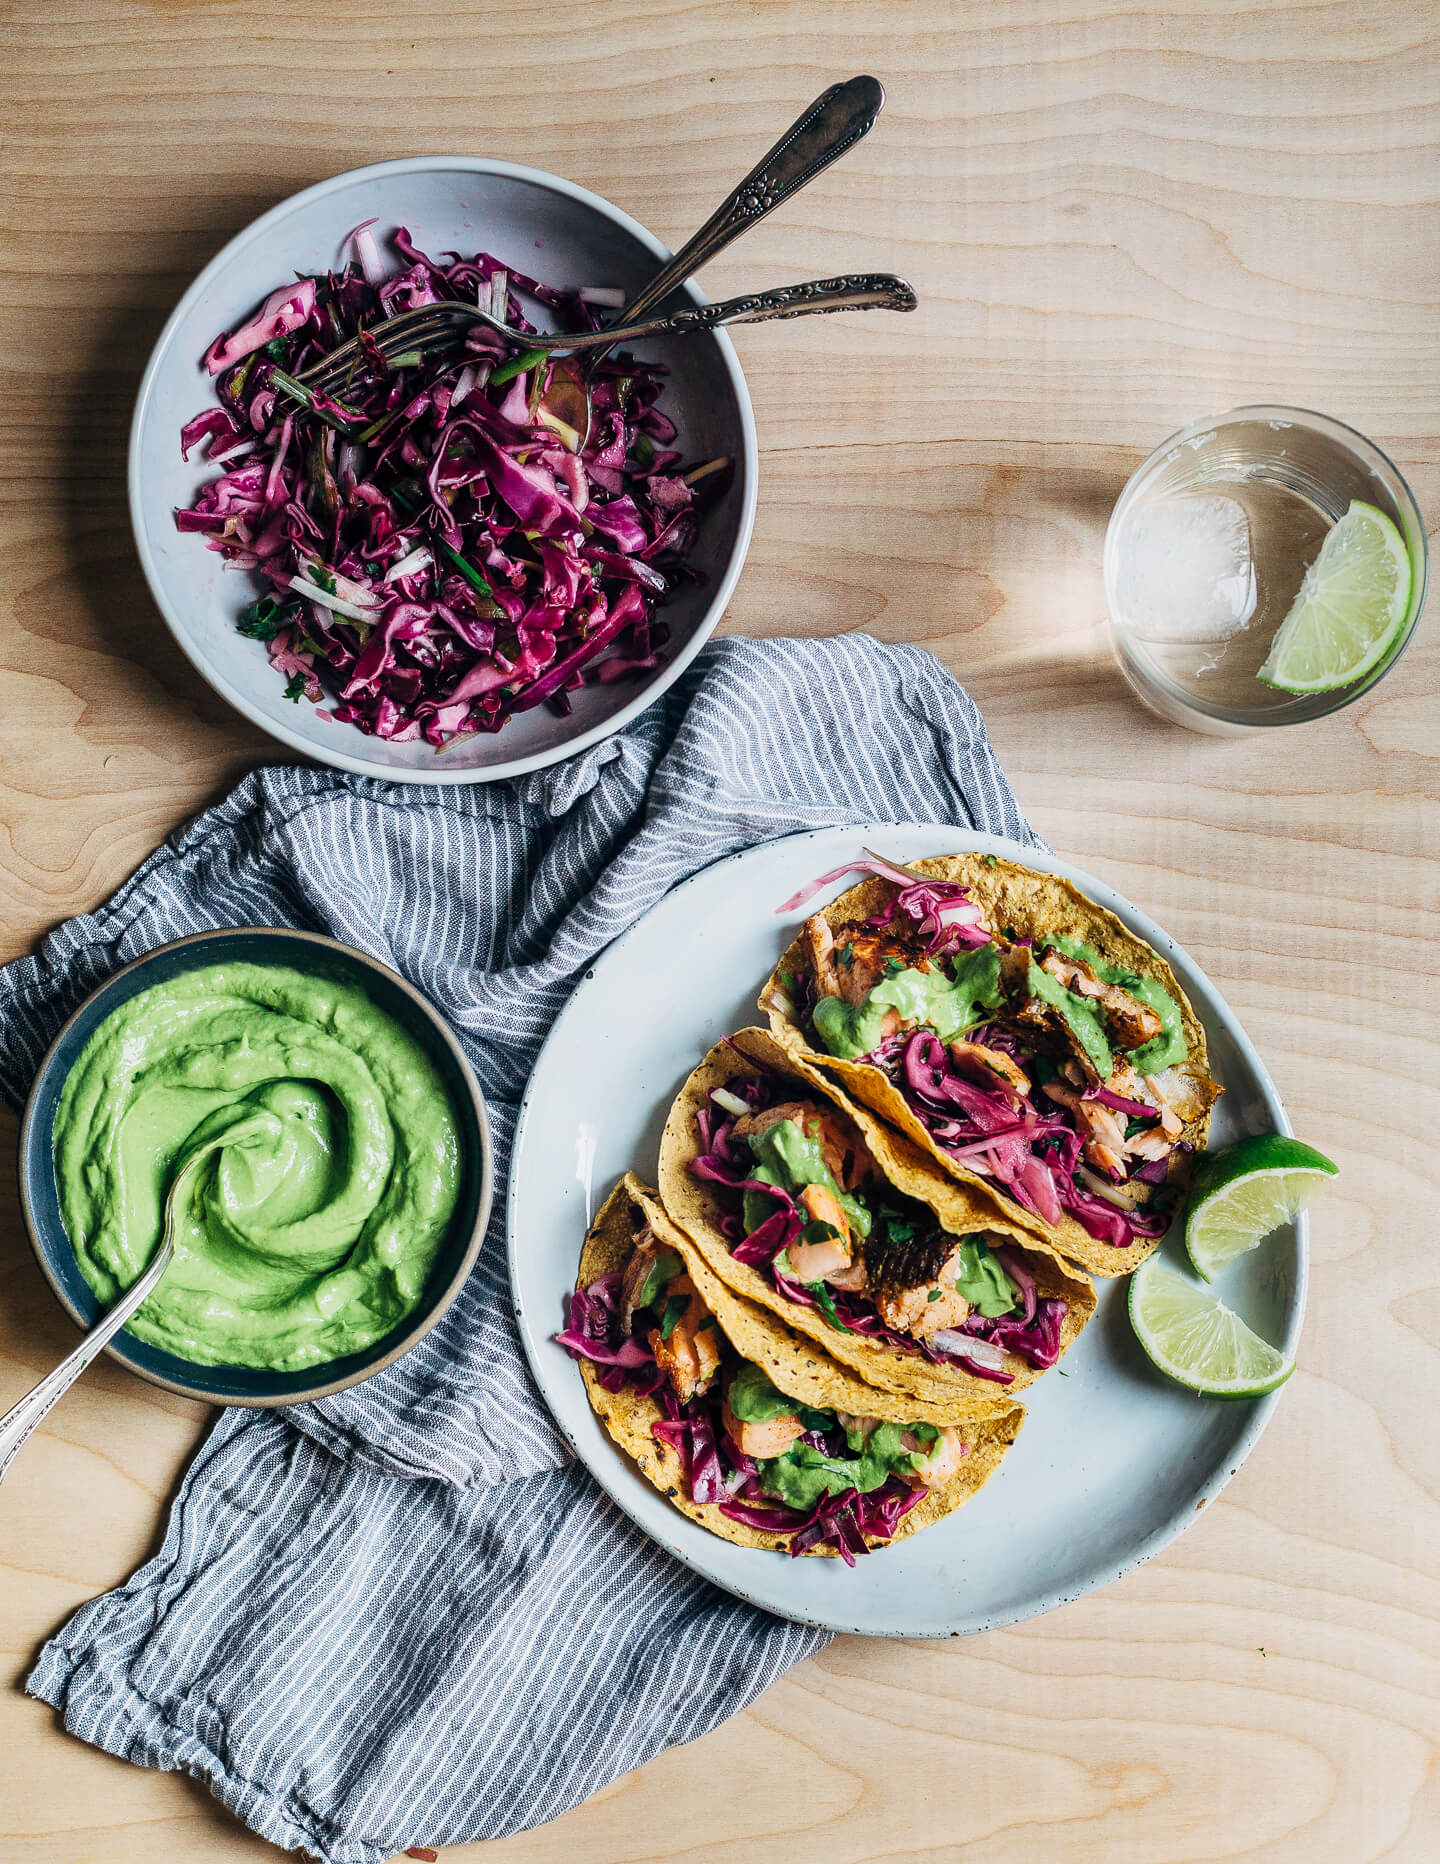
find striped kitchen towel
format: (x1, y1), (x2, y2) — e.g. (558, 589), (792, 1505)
(4, 636), (1042, 1862)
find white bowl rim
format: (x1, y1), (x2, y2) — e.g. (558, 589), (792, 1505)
(127, 154), (759, 785)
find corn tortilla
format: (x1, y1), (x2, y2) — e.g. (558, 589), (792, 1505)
(578, 1176), (1024, 1558)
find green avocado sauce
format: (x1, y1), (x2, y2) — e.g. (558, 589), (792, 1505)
(1043, 935), (1186, 1075)
(812, 944), (1003, 1060)
(636, 1251), (683, 1311)
(728, 1361), (829, 1430)
(740, 1116), (872, 1241)
(52, 961), (463, 1371)
(759, 1417), (940, 1512)
(953, 1236), (1018, 1316)
(810, 933), (1185, 1077)
(726, 1363), (945, 1512)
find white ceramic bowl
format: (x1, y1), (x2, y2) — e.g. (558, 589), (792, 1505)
(129, 157), (758, 784)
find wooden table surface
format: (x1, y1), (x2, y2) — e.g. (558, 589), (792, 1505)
(3, 2), (1438, 1859)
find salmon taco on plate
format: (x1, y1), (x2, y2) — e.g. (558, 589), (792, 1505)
(760, 850), (1221, 1279)
(558, 1175), (1023, 1563)
(656, 1027), (1094, 1408)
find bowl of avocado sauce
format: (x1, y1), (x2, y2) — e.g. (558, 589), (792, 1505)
(18, 928), (491, 1405)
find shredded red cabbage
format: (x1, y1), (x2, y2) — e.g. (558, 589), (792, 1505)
(776, 856), (989, 957)
(554, 1273), (655, 1369)
(685, 1074), (1060, 1377)
(866, 1029), (1177, 1249)
(176, 228), (729, 749)
(557, 1267), (932, 1563)
(1087, 1084), (1160, 1120)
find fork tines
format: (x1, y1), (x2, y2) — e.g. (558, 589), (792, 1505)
(295, 304), (483, 396)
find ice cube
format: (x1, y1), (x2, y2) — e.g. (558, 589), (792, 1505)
(1113, 493), (1257, 643)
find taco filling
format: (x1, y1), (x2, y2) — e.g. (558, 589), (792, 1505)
(769, 855), (1217, 1250)
(558, 1217), (971, 1562)
(686, 1076), (1067, 1385)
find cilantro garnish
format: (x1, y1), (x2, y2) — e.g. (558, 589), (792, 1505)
(803, 1281), (853, 1333)
(236, 596), (290, 641)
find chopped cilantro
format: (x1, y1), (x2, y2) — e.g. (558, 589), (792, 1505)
(877, 1204), (920, 1244)
(839, 942), (854, 966)
(659, 1294), (690, 1342)
(804, 1281), (853, 1333)
(282, 672), (308, 703)
(236, 596), (289, 641)
(799, 1218), (841, 1246)
(1124, 1114), (1155, 1138)
(927, 1288), (943, 1303)
(983, 854), (999, 867)
(884, 956), (905, 977)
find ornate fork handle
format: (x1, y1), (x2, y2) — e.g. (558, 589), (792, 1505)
(591, 75), (885, 355)
(652, 274), (918, 334)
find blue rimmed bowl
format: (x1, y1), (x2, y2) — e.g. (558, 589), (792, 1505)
(17, 928), (492, 1406)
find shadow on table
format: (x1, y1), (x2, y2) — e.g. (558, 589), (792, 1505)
(49, 187), (327, 777)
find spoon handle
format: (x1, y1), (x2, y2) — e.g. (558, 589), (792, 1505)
(0, 1237), (176, 1488)
(592, 75), (886, 357)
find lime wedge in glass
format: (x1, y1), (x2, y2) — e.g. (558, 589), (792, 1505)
(1184, 1134), (1338, 1281)
(1257, 500), (1412, 693)
(1128, 1257), (1294, 1398)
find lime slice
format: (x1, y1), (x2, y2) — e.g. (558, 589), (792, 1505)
(1184, 1134), (1337, 1281)
(1257, 500), (1412, 694)
(1128, 1256), (1294, 1398)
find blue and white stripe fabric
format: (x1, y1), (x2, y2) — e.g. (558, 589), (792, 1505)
(4, 637), (1041, 1862)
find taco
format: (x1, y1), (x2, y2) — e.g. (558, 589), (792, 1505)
(656, 1027), (1094, 1409)
(760, 850), (1221, 1278)
(559, 1174), (1023, 1562)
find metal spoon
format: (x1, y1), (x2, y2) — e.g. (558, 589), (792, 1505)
(0, 1146), (212, 1490)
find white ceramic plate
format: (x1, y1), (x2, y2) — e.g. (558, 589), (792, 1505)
(129, 156), (758, 784)
(509, 825), (1305, 1636)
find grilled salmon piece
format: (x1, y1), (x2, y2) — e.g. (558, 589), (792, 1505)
(865, 1221), (971, 1340)
(648, 1273), (721, 1403)
(1037, 946), (1162, 1051)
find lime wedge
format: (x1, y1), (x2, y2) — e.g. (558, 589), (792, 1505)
(1184, 1134), (1337, 1281)
(1257, 500), (1412, 694)
(1128, 1256), (1294, 1398)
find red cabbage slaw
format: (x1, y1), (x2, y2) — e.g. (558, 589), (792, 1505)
(779, 865), (1185, 1248)
(689, 1079), (1069, 1384)
(175, 226), (730, 750)
(556, 1270), (926, 1564)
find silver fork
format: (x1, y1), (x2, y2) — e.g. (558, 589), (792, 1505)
(289, 272), (916, 403)
(283, 74), (889, 415)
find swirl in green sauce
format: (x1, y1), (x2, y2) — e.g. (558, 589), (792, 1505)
(53, 961), (462, 1370)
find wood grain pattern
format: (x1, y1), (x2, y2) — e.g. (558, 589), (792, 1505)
(2, 1), (1437, 1858)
